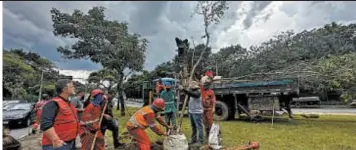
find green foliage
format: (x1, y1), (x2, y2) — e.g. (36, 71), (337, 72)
(314, 53), (356, 102)
(3, 49), (66, 98)
(50, 6), (148, 112)
(88, 68), (118, 92)
(50, 6), (148, 73)
(3, 50), (36, 97)
(107, 108), (356, 150)
(145, 22), (356, 101)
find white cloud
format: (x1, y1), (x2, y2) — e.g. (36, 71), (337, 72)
(58, 69), (94, 83)
(214, 1), (356, 50)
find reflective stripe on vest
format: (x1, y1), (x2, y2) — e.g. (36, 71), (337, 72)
(80, 118), (99, 125)
(165, 101), (175, 104)
(128, 109), (148, 129)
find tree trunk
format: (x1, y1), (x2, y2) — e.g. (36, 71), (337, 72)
(116, 72), (126, 116)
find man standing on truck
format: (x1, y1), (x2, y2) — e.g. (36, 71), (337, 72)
(179, 81), (204, 146)
(160, 82), (177, 130)
(40, 79), (79, 150)
(200, 79), (216, 140)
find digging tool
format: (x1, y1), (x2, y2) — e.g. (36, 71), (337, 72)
(90, 100), (108, 150)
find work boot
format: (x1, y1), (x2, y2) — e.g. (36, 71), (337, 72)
(190, 143), (202, 149)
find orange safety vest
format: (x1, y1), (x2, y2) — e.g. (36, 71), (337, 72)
(126, 106), (155, 130)
(79, 103), (104, 135)
(201, 87), (216, 111)
(42, 97), (79, 146)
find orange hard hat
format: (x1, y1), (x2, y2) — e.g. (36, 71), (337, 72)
(153, 98), (165, 110)
(91, 89), (104, 97)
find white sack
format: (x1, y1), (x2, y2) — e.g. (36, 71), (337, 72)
(163, 134), (189, 150)
(208, 123), (223, 150)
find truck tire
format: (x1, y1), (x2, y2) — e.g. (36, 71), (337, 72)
(214, 101), (230, 121)
(295, 102), (301, 108)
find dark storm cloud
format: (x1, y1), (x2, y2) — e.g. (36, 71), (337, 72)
(242, 1), (272, 29)
(3, 1), (356, 72)
(128, 1), (168, 36)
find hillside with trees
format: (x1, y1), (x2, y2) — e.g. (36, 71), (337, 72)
(3, 49), (86, 101)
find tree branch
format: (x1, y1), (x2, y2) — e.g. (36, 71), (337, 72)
(190, 36), (197, 68)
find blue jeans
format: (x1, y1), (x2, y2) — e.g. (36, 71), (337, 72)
(42, 140), (74, 150)
(165, 111), (177, 127)
(189, 113), (204, 144)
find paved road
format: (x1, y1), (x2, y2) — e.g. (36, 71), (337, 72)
(292, 108), (356, 115)
(9, 126), (31, 139)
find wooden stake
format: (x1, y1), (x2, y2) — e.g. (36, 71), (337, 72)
(149, 91), (153, 104)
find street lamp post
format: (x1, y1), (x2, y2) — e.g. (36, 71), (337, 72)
(38, 71), (44, 102)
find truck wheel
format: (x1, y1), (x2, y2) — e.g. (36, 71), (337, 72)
(295, 102), (301, 108)
(214, 101), (230, 121)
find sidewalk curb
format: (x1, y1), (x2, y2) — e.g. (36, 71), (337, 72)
(18, 133), (29, 140)
(294, 112), (356, 116)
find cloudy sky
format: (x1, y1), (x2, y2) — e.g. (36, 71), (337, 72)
(3, 1), (356, 79)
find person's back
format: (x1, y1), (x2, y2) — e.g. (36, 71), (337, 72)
(126, 99), (170, 150)
(127, 106), (154, 130)
(188, 91), (203, 114)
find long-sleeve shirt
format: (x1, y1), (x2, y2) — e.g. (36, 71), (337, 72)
(40, 101), (59, 131)
(182, 89), (203, 114)
(160, 90), (176, 113)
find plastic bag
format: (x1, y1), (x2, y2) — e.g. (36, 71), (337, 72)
(163, 134), (189, 150)
(208, 123), (223, 150)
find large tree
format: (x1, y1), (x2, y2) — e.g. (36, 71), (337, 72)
(177, 1), (229, 130)
(50, 6), (148, 115)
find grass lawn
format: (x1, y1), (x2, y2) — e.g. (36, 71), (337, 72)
(105, 107), (356, 150)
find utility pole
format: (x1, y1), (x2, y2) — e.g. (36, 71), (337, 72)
(38, 71), (44, 102)
(215, 58), (219, 76)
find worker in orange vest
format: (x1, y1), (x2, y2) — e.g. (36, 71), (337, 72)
(40, 79), (79, 150)
(32, 94), (50, 131)
(200, 71), (216, 140)
(79, 89), (108, 150)
(126, 98), (172, 150)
